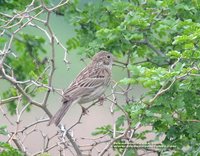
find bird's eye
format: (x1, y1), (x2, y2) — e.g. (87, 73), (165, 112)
(107, 55), (111, 58)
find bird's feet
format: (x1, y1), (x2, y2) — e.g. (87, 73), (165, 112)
(81, 106), (89, 115)
(98, 96), (105, 105)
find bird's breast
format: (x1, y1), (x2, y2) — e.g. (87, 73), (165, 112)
(78, 86), (107, 104)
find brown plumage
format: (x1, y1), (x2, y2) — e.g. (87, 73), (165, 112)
(48, 51), (113, 126)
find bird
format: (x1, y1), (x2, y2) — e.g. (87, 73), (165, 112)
(48, 51), (113, 126)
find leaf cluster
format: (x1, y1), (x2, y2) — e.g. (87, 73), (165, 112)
(65, 0), (200, 155)
(1, 33), (48, 115)
(0, 142), (23, 156)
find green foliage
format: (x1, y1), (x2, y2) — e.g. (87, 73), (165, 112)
(0, 126), (8, 136)
(2, 33), (48, 115)
(113, 140), (137, 156)
(0, 0), (49, 26)
(2, 87), (30, 115)
(0, 142), (24, 156)
(8, 34), (47, 81)
(0, 0), (32, 11)
(123, 149), (136, 156)
(0, 0), (49, 12)
(37, 153), (51, 156)
(65, 0), (200, 155)
(92, 125), (112, 136)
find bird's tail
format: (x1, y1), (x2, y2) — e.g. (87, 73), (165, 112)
(48, 102), (71, 126)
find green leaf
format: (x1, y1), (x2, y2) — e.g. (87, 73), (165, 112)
(167, 50), (181, 58)
(119, 78), (135, 85)
(128, 65), (141, 76)
(124, 148), (136, 156)
(0, 126), (8, 135)
(92, 125), (112, 136)
(0, 142), (24, 156)
(116, 115), (126, 128)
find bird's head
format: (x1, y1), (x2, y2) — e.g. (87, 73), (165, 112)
(92, 51), (113, 69)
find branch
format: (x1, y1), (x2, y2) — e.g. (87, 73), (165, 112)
(0, 96), (21, 106)
(12, 138), (28, 156)
(133, 39), (165, 57)
(98, 82), (133, 156)
(18, 118), (49, 133)
(186, 119), (200, 123)
(59, 125), (83, 156)
(98, 133), (125, 156)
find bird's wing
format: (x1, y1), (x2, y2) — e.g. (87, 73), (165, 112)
(69, 65), (110, 88)
(62, 66), (111, 100)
